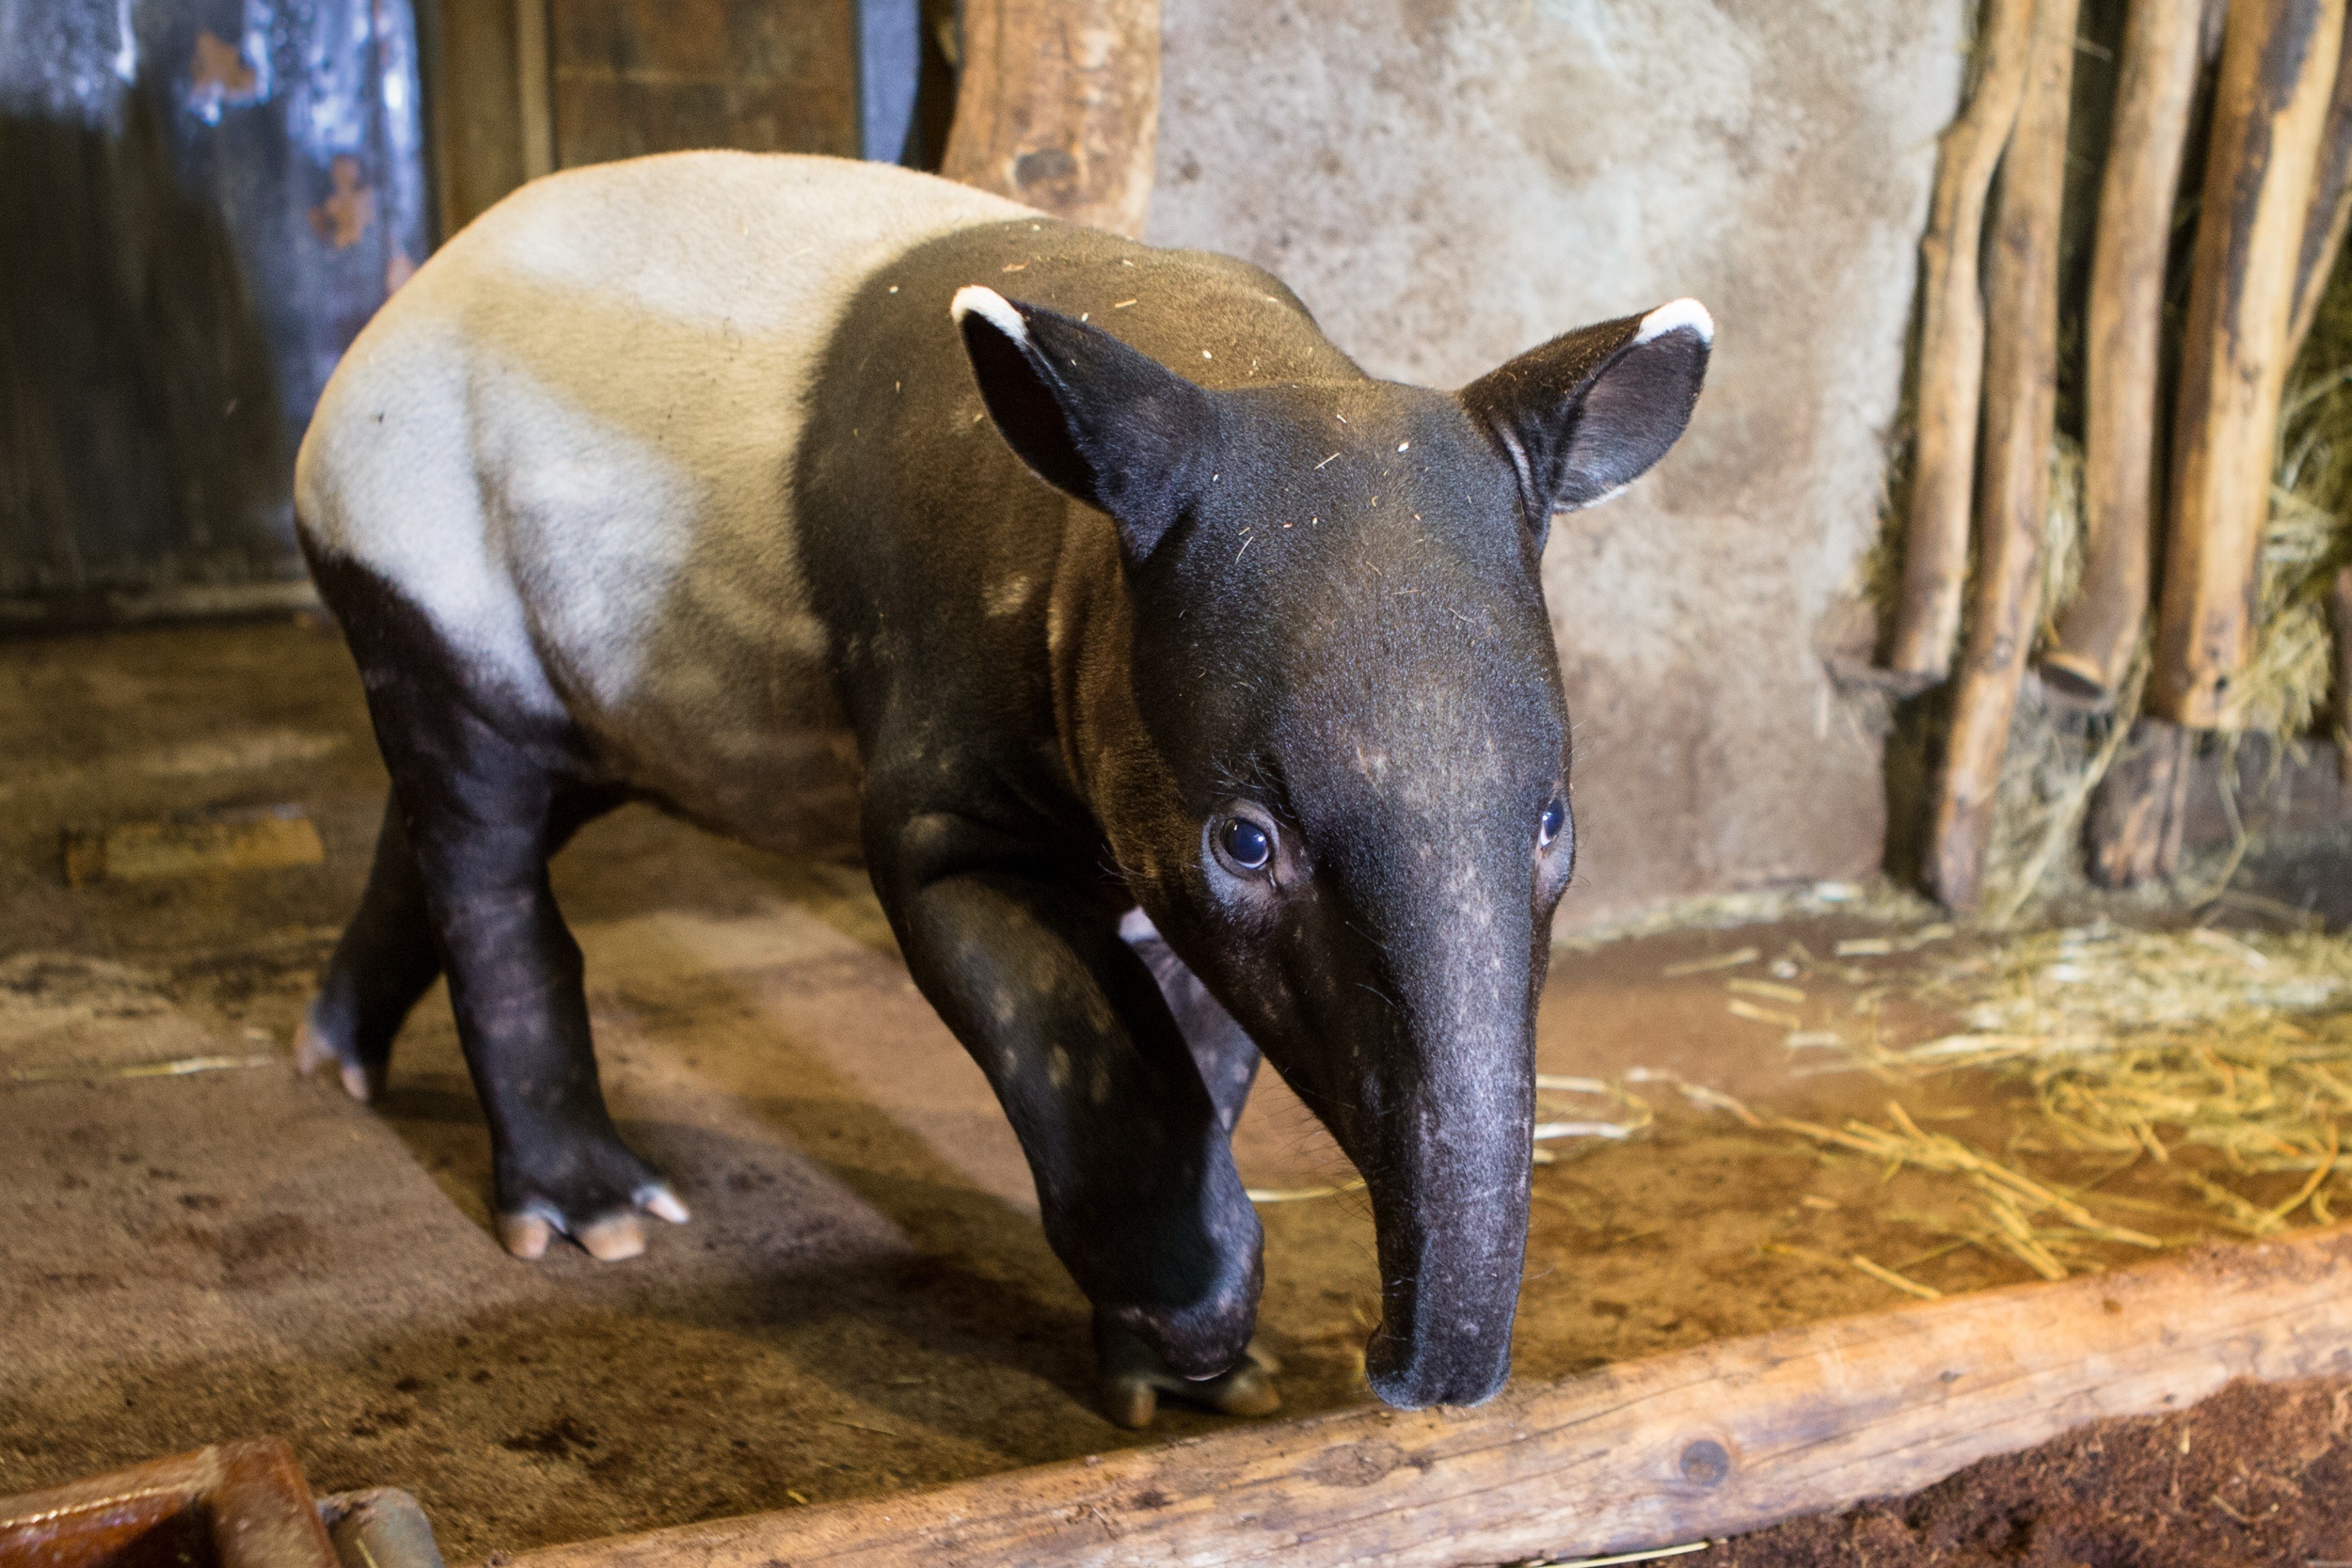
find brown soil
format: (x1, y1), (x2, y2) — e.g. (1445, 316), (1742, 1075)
(5, 616), (2348, 1563)
(1721, 1375), (2352, 1567)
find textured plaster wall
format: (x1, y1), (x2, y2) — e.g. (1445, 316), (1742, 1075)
(1149, 0), (1967, 927)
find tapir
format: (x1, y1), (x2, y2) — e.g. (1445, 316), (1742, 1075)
(292, 150), (1709, 1425)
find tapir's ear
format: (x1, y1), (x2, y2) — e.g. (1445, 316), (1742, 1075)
(952, 286), (1218, 562)
(1459, 298), (1712, 535)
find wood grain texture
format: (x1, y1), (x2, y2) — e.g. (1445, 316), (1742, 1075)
(1925, 0), (2080, 912)
(423, 0), (531, 236)
(2154, 0), (2346, 725)
(2044, 0), (2208, 705)
(2290, 20), (2352, 358)
(1883, 0), (2038, 685)
(2086, 716), (2197, 885)
(510, 1228), (2352, 1568)
(938, 0), (1159, 236)
(547, 0), (859, 169)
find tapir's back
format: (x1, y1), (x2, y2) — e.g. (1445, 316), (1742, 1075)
(295, 150), (1359, 854)
(295, 153), (1034, 847)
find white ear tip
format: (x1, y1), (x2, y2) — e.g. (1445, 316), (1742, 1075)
(1635, 297), (1712, 345)
(951, 284), (1029, 342)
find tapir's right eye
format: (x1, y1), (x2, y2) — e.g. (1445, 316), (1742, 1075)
(1219, 816), (1273, 871)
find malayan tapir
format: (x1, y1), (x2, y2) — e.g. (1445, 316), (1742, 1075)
(292, 150), (1709, 1426)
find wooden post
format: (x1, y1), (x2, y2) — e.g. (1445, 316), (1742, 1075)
(2331, 565), (2352, 779)
(2290, 23), (2352, 359)
(939, 0), (1160, 237)
(506, 1227), (2352, 1568)
(2042, 0), (2207, 706)
(1926, 0), (2080, 913)
(1883, 0), (2040, 687)
(515, 0), (555, 181)
(2153, 0), (2345, 727)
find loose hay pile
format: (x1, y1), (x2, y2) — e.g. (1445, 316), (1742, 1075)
(1713, 921), (2352, 1296)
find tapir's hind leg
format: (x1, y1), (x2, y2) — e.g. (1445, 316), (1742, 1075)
(297, 786), (627, 1103)
(295, 799), (440, 1101)
(309, 551), (686, 1262)
(1120, 908), (1261, 1132)
(391, 743), (684, 1262)
(1104, 910), (1279, 1426)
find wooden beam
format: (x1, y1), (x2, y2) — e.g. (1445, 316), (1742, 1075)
(938, 0), (1159, 236)
(2290, 19), (2352, 360)
(2332, 564), (2352, 777)
(2153, 0), (2345, 726)
(421, 0), (531, 238)
(1883, 0), (2038, 687)
(2043, 0), (2207, 706)
(511, 1227), (2352, 1568)
(516, 0), (555, 181)
(1925, 0), (2080, 912)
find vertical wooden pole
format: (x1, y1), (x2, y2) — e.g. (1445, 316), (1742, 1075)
(516, 0), (556, 181)
(2331, 565), (2352, 778)
(2288, 24), (2352, 359)
(939, 0), (1160, 236)
(1926, 0), (2080, 912)
(2042, 0), (2207, 706)
(1885, 0), (2042, 686)
(2153, 0), (2345, 727)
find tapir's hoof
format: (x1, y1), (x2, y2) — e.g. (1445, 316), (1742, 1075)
(497, 1184), (691, 1263)
(1095, 1322), (1281, 1429)
(294, 1015), (387, 1102)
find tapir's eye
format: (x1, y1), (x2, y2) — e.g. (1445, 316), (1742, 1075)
(1220, 816), (1273, 871)
(1538, 798), (1566, 850)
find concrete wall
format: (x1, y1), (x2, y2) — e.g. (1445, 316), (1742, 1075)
(1149, 0), (1966, 927)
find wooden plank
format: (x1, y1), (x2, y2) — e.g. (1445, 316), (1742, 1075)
(61, 808), (326, 886)
(939, 0), (1160, 236)
(2043, 0), (2207, 705)
(2153, 0), (2346, 726)
(1881, 0), (2037, 686)
(511, 1227), (2352, 1568)
(518, 0), (555, 180)
(1924, 0), (2080, 912)
(423, 0), (532, 237)
(546, 0), (860, 170)
(2290, 15), (2352, 359)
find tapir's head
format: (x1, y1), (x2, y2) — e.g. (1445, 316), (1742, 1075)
(952, 282), (1708, 1408)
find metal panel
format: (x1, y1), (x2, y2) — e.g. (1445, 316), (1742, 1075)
(0, 0), (427, 622)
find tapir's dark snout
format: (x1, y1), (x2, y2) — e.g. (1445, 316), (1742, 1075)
(1357, 1072), (1532, 1408)
(1303, 847), (1541, 1411)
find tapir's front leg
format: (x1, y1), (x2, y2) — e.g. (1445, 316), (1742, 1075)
(871, 808), (1272, 1426)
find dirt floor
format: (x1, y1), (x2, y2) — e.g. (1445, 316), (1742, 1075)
(1718, 1375), (2352, 1567)
(4, 616), (2349, 1565)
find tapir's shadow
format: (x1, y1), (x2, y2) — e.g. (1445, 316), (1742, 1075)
(365, 1028), (1105, 1434)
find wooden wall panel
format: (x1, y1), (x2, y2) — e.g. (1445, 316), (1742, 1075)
(421, 0), (531, 237)
(549, 0), (859, 168)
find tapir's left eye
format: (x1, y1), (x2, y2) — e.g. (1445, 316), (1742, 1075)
(1220, 816), (1273, 871)
(1538, 798), (1566, 850)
